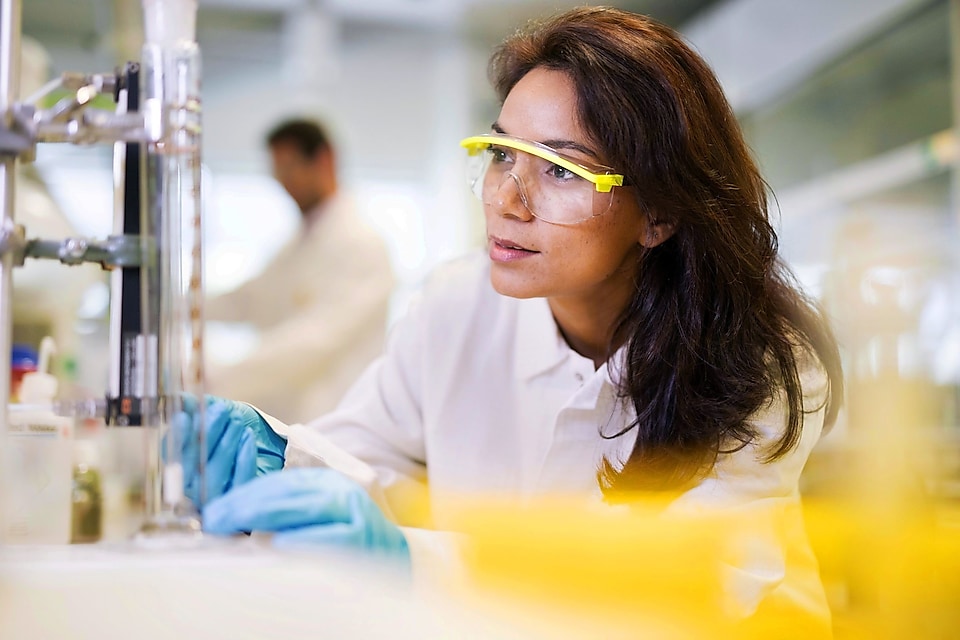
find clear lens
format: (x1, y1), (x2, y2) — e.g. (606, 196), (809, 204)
(466, 143), (617, 225)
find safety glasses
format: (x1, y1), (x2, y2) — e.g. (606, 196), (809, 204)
(460, 133), (625, 225)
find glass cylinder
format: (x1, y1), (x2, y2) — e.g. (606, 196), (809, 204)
(136, 0), (206, 540)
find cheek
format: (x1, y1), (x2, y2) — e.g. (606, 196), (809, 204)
(541, 216), (637, 256)
(575, 220), (644, 272)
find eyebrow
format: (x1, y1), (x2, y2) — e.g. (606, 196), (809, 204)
(490, 122), (599, 159)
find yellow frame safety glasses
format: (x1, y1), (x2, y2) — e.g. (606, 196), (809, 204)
(459, 134), (625, 193)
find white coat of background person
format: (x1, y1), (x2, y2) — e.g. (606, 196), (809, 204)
(205, 118), (395, 425)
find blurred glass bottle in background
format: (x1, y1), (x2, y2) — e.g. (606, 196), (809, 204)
(71, 439), (102, 544)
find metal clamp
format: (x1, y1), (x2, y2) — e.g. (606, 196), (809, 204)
(0, 104), (35, 157)
(23, 233), (144, 269)
(0, 69), (147, 157)
(0, 220), (26, 265)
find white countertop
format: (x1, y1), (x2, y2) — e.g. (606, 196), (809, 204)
(0, 538), (523, 640)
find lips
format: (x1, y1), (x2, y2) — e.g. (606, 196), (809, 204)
(488, 235), (539, 263)
(490, 236), (535, 252)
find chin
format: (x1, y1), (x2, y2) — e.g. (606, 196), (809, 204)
(489, 267), (543, 300)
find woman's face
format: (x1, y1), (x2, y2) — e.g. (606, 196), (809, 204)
(485, 67), (650, 312)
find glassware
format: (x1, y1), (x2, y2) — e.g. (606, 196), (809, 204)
(135, 0), (206, 542)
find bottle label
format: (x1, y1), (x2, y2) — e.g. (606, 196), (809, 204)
(8, 421), (72, 438)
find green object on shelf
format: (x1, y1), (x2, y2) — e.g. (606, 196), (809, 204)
(71, 441), (102, 544)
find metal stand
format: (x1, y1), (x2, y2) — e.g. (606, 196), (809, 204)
(0, 0), (206, 541)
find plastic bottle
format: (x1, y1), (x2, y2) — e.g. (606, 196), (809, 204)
(19, 337), (59, 406)
(3, 337), (74, 544)
(10, 343), (38, 402)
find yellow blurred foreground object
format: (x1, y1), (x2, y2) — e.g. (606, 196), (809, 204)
(437, 493), (959, 639)
(803, 500), (960, 640)
(445, 496), (833, 640)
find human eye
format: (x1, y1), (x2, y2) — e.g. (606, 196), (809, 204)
(486, 145), (513, 165)
(546, 162), (578, 182)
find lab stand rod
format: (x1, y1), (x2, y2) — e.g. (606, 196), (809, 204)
(0, 0), (21, 446)
(951, 0), (960, 226)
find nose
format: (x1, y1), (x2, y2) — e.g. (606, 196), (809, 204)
(489, 172), (534, 221)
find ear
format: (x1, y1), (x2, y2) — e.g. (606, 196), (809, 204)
(639, 218), (676, 249)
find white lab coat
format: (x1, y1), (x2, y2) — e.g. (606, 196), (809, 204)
(273, 251), (832, 627)
(206, 192), (395, 424)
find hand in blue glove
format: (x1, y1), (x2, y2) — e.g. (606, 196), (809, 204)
(174, 395), (287, 506)
(202, 467), (409, 560)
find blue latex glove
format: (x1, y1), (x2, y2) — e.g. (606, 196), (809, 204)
(175, 395), (287, 505)
(202, 467), (409, 560)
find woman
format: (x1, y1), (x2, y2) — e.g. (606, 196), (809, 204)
(194, 5), (842, 624)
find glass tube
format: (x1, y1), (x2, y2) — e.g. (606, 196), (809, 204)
(136, 0), (206, 541)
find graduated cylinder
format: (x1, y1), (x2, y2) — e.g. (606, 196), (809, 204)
(136, 0), (207, 538)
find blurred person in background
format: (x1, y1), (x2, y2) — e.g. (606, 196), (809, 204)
(185, 7), (843, 633)
(205, 118), (395, 424)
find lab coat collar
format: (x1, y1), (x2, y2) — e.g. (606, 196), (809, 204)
(513, 295), (575, 380)
(512, 293), (632, 387)
(302, 190), (353, 237)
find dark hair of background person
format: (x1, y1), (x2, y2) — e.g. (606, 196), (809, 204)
(488, 6), (844, 496)
(266, 118), (332, 159)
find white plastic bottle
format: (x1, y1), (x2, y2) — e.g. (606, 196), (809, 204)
(2, 337), (74, 544)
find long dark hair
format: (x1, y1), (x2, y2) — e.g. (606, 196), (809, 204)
(489, 7), (844, 494)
